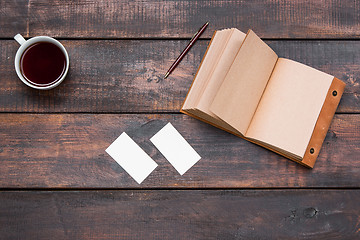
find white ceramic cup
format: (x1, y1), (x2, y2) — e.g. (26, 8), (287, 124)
(14, 34), (69, 90)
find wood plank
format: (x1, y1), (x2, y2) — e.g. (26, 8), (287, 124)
(17, 0), (360, 38)
(1, 40), (359, 113)
(0, 114), (359, 188)
(0, 0), (28, 38)
(0, 190), (359, 239)
(2, 0), (359, 39)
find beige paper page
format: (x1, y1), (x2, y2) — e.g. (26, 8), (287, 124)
(210, 30), (278, 134)
(246, 58), (333, 158)
(182, 30), (231, 110)
(196, 29), (246, 112)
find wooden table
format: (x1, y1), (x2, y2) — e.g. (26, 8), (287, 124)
(1, 1), (359, 239)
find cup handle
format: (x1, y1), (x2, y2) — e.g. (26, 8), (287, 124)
(14, 34), (26, 45)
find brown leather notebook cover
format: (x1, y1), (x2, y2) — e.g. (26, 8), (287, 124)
(300, 77), (345, 167)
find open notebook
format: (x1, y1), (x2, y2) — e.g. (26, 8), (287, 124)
(181, 28), (345, 168)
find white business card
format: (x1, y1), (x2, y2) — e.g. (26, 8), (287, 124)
(150, 122), (201, 175)
(105, 132), (158, 184)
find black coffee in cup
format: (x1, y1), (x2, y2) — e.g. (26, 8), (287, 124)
(20, 42), (66, 86)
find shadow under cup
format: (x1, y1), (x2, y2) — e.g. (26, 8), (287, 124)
(20, 41), (67, 87)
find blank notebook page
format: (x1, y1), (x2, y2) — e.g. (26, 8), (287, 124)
(210, 30), (278, 135)
(246, 58), (333, 159)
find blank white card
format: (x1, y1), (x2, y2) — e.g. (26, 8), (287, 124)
(150, 123), (201, 175)
(105, 132), (158, 184)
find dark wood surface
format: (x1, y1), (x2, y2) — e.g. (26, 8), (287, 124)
(2, 0), (360, 39)
(1, 114), (359, 188)
(1, 0), (359, 239)
(1, 190), (359, 239)
(1, 40), (359, 113)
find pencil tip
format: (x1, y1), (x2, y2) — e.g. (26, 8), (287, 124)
(164, 72), (169, 79)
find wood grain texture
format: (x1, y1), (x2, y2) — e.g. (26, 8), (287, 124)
(1, 1), (359, 238)
(0, 0), (357, 38)
(0, 114), (359, 188)
(0, 0), (28, 38)
(1, 40), (359, 113)
(1, 190), (359, 239)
